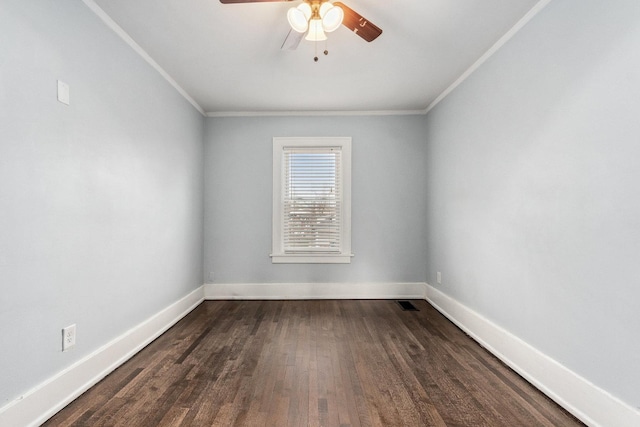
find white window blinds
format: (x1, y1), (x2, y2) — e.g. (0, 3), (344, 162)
(283, 146), (342, 253)
(272, 137), (352, 264)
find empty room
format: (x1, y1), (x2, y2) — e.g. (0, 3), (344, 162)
(1, 0), (639, 426)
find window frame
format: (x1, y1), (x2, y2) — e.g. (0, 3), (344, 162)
(271, 137), (352, 264)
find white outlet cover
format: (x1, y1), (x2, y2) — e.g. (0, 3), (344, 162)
(62, 324), (76, 351)
(57, 80), (70, 105)
(437, 271), (442, 284)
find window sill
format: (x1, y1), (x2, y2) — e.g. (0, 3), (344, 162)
(270, 253), (354, 264)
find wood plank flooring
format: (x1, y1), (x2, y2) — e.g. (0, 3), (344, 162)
(44, 300), (583, 426)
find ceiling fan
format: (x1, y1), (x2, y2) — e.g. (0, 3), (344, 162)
(219, 0), (382, 61)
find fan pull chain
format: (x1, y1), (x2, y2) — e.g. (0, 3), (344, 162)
(313, 39), (330, 62)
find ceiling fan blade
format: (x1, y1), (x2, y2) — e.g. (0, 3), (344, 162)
(333, 2), (382, 42)
(281, 29), (304, 50)
(219, 0), (292, 3)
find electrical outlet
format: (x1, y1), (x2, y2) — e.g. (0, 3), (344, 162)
(208, 271), (215, 282)
(62, 324), (76, 352)
(57, 80), (70, 105)
(437, 271), (442, 285)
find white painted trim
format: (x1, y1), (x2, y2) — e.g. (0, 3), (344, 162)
(80, 0), (551, 119)
(0, 286), (204, 427)
(7, 281), (633, 427)
(206, 1), (553, 118)
(80, 0), (205, 116)
(204, 282), (427, 300)
(425, 284), (640, 427)
(206, 109), (427, 118)
(425, 0), (553, 113)
(272, 137), (352, 264)
(270, 254), (353, 264)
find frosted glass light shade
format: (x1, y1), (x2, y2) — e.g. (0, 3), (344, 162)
(321, 5), (343, 32)
(305, 19), (327, 41)
(297, 3), (312, 20)
(287, 3), (312, 33)
(319, 2), (333, 17)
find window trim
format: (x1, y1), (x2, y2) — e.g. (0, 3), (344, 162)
(271, 137), (352, 264)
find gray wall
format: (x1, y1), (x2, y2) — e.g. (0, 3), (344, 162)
(204, 115), (427, 284)
(424, 0), (640, 408)
(0, 1), (204, 406)
(3, 0), (637, 417)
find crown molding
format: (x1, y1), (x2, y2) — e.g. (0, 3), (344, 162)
(82, 0), (551, 120)
(206, 109), (428, 118)
(426, 0), (553, 113)
(81, 0), (206, 116)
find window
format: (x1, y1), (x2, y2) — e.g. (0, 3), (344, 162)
(271, 137), (352, 263)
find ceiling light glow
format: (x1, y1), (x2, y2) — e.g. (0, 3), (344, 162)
(287, 3), (312, 33)
(305, 19), (327, 41)
(288, 1), (343, 39)
(321, 5), (343, 33)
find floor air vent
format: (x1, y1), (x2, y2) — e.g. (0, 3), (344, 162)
(397, 300), (419, 311)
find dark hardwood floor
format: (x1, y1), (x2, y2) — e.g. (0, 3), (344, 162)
(44, 300), (583, 426)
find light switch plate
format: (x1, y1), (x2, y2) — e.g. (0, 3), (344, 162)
(57, 80), (70, 105)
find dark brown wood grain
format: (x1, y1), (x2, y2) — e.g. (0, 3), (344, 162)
(44, 300), (583, 426)
(334, 2), (382, 42)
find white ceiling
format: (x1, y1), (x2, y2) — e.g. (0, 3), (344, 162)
(90, 0), (542, 115)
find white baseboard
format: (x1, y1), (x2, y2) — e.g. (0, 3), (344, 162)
(5, 283), (635, 427)
(204, 282), (427, 300)
(0, 286), (204, 427)
(425, 284), (640, 427)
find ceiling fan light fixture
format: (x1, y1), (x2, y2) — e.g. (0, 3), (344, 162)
(305, 18), (327, 41)
(319, 2), (333, 17)
(287, 3), (312, 33)
(298, 3), (312, 19)
(321, 5), (343, 33)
